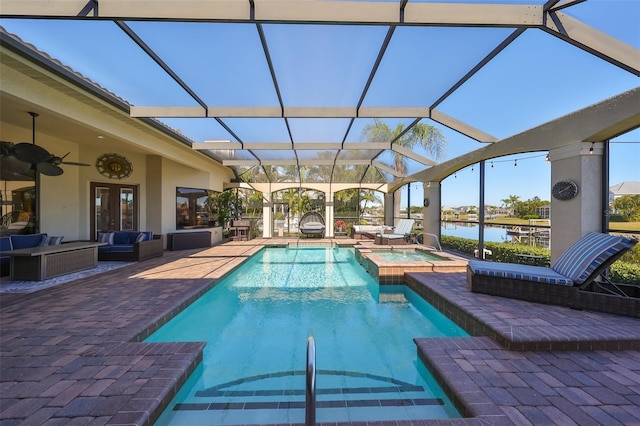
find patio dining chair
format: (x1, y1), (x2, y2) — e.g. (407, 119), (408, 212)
(468, 232), (639, 317)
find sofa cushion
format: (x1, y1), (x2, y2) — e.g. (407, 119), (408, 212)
(10, 233), (47, 249)
(302, 222), (325, 229)
(109, 244), (134, 253)
(127, 232), (142, 244)
(0, 236), (12, 252)
(111, 232), (129, 245)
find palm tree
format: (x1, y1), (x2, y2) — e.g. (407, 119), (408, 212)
(361, 119), (447, 221)
(501, 195), (520, 217)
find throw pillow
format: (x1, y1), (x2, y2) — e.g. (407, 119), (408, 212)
(39, 236), (51, 246)
(48, 236), (64, 245)
(97, 232), (114, 244)
(135, 232), (146, 243)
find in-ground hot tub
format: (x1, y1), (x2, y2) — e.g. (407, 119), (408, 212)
(355, 246), (468, 284)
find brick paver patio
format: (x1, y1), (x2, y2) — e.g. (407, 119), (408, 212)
(1, 240), (639, 425)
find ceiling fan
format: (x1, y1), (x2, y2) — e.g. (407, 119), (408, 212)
(0, 112), (91, 179)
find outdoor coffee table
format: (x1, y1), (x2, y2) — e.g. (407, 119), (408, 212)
(3, 242), (104, 281)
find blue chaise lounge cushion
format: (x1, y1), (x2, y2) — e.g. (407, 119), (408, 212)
(469, 260), (574, 286)
(469, 232), (635, 287)
(550, 232), (635, 285)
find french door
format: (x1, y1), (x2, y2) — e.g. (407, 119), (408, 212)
(91, 183), (138, 240)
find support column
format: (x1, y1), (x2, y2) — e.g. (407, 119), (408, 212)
(325, 191), (334, 238)
(263, 192), (273, 238)
(422, 182), (441, 239)
(549, 142), (603, 261)
(384, 193), (394, 227)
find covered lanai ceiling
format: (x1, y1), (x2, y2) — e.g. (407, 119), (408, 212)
(1, 0), (638, 188)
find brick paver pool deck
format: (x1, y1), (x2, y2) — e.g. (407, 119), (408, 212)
(1, 239), (639, 425)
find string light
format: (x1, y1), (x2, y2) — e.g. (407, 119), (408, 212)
(589, 142), (594, 154)
(491, 162), (494, 168)
(514, 159), (518, 169)
(545, 153), (549, 162)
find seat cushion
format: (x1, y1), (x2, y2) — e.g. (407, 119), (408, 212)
(109, 244), (134, 253)
(469, 260), (574, 286)
(551, 232), (635, 285)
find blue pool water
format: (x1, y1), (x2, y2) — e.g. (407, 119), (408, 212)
(148, 247), (468, 425)
(374, 250), (448, 262)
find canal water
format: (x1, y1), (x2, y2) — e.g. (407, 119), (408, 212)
(440, 222), (550, 248)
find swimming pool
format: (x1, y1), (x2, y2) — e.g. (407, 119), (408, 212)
(147, 246), (468, 425)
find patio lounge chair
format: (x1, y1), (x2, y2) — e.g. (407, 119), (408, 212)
(468, 232), (639, 317)
(299, 211), (325, 238)
(377, 219), (415, 245)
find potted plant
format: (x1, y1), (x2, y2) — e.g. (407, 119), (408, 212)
(335, 219), (346, 233)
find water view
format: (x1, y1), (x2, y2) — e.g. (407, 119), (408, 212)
(441, 222), (551, 248)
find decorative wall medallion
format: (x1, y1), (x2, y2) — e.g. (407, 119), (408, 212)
(96, 154), (133, 180)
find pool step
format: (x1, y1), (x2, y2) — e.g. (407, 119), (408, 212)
(171, 378), (446, 424)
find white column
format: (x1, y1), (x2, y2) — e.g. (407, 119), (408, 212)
(325, 191), (334, 238)
(263, 192), (273, 238)
(422, 182), (441, 238)
(549, 142), (603, 261)
(384, 193), (394, 227)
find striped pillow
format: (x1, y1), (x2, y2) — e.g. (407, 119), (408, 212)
(551, 232), (634, 285)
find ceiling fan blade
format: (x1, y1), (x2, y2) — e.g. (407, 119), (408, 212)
(62, 161), (91, 166)
(36, 161), (64, 176)
(13, 142), (52, 163)
(0, 156), (35, 181)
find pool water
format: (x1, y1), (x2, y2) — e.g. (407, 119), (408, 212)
(148, 247), (467, 425)
(373, 249), (449, 262)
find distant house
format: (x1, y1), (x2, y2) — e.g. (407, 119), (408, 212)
(609, 181), (640, 205)
(536, 204), (551, 219)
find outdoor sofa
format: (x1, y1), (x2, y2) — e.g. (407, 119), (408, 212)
(97, 231), (163, 261)
(468, 232), (639, 317)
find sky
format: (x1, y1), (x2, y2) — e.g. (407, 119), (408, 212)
(1, 0), (638, 208)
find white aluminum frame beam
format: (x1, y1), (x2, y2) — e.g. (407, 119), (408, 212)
(3, 1), (636, 75)
(0, 1), (542, 26)
(131, 106), (435, 119)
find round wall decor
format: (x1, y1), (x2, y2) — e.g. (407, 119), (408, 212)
(96, 153), (133, 180)
(551, 180), (579, 200)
